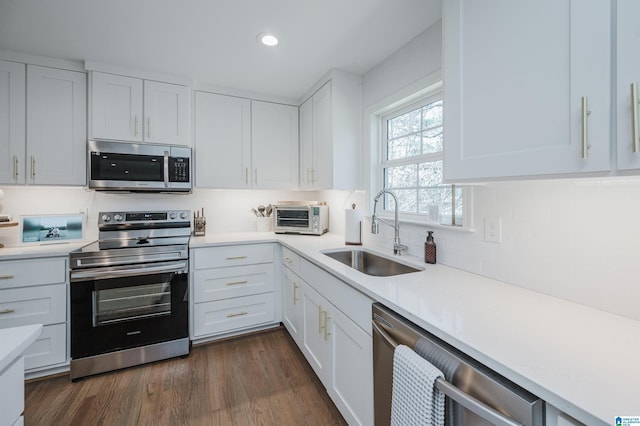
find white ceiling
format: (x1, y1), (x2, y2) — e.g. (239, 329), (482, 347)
(0, 0), (441, 100)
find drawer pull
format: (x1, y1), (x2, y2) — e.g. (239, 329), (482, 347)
(0, 275), (15, 280)
(227, 311), (248, 318)
(226, 256), (248, 260)
(226, 280), (248, 286)
(293, 282), (299, 304)
(0, 308), (16, 315)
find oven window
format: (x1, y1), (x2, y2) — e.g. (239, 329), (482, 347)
(277, 210), (310, 228)
(91, 152), (164, 181)
(93, 282), (171, 326)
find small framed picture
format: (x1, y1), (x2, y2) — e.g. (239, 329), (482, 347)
(20, 214), (85, 245)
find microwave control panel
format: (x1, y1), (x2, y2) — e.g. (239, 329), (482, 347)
(169, 157), (190, 182)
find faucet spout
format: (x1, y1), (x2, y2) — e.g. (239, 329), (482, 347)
(371, 189), (408, 255)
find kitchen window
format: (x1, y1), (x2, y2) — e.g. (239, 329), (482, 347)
(380, 92), (463, 226)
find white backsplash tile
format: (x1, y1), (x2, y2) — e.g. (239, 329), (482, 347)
(1, 178), (639, 321)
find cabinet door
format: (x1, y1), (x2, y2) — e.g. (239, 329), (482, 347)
(282, 267), (303, 345)
(311, 82), (333, 189)
(443, 0), (611, 181)
(616, 0), (640, 171)
(327, 306), (373, 426)
(26, 65), (86, 185)
(301, 282), (329, 382)
(0, 60), (26, 184)
(144, 80), (189, 146)
(91, 72), (143, 142)
(299, 96), (314, 189)
(194, 91), (251, 188)
(251, 101), (299, 189)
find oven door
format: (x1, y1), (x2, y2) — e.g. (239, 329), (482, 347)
(70, 261), (189, 359)
(274, 207), (312, 233)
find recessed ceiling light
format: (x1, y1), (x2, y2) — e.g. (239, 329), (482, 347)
(258, 33), (278, 47)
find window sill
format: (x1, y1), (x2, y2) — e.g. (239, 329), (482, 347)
(368, 215), (476, 233)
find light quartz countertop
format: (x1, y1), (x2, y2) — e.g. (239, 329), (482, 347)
(192, 232), (637, 425)
(0, 324), (43, 373)
(0, 241), (88, 260)
(3, 232), (636, 424)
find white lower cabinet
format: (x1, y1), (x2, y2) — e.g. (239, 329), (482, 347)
(0, 257), (68, 376)
(295, 257), (373, 426)
(0, 357), (24, 426)
(282, 266), (303, 346)
(191, 243), (278, 342)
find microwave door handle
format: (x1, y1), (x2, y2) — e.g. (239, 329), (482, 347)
(164, 151), (169, 188)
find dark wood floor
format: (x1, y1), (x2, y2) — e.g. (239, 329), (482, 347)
(24, 328), (347, 426)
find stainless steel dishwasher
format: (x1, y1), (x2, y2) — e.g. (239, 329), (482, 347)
(372, 303), (544, 426)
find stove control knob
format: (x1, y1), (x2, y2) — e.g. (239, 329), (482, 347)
(180, 212), (188, 220)
(101, 214), (111, 222)
(169, 212), (177, 220)
(114, 214), (124, 222)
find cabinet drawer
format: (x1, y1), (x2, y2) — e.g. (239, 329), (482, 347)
(281, 246), (301, 275)
(0, 284), (66, 328)
(193, 293), (276, 337)
(23, 323), (66, 371)
(0, 356), (24, 426)
(194, 264), (274, 303)
(0, 258), (66, 289)
(194, 244), (274, 269)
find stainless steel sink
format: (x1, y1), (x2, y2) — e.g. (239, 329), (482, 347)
(322, 248), (423, 277)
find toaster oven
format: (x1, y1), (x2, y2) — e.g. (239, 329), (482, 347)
(273, 203), (329, 235)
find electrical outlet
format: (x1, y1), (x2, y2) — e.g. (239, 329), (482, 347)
(484, 217), (502, 243)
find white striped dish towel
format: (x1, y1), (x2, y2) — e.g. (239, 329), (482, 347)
(390, 344), (445, 426)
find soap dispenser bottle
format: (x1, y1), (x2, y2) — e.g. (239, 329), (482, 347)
(425, 231), (436, 264)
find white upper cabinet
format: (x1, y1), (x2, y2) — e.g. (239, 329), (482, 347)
(299, 71), (362, 190)
(26, 65), (87, 185)
(251, 100), (299, 189)
(194, 91), (251, 188)
(443, 0), (611, 181)
(91, 72), (143, 142)
(615, 0), (640, 171)
(194, 93), (298, 189)
(143, 80), (190, 145)
(0, 60), (26, 185)
(90, 72), (189, 145)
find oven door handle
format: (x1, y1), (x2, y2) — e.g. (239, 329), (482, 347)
(372, 320), (523, 426)
(71, 261), (188, 281)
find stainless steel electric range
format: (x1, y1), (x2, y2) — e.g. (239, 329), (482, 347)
(69, 210), (191, 380)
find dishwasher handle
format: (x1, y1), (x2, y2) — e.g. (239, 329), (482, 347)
(372, 320), (523, 426)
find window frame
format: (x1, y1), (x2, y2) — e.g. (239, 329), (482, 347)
(377, 90), (468, 227)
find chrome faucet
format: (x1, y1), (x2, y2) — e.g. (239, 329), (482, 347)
(371, 189), (408, 255)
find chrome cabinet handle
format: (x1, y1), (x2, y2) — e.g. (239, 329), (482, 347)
(13, 156), (19, 180)
(311, 168), (316, 184)
(581, 96), (592, 159)
(318, 305), (323, 334)
(134, 115), (139, 137)
(147, 116), (151, 139)
(322, 311), (331, 341)
(227, 311), (248, 318)
(226, 280), (248, 286)
(226, 256), (248, 260)
(245, 168), (249, 185)
(0, 308), (15, 315)
(293, 282), (299, 304)
(306, 167), (311, 184)
(31, 156), (36, 179)
(0, 274), (15, 280)
(632, 83), (639, 153)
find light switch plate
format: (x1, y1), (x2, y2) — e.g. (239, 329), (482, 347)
(484, 217), (502, 243)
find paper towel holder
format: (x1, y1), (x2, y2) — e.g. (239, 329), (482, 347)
(345, 203), (363, 246)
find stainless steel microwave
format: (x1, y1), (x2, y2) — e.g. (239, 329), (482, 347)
(88, 140), (192, 193)
(273, 203), (329, 235)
